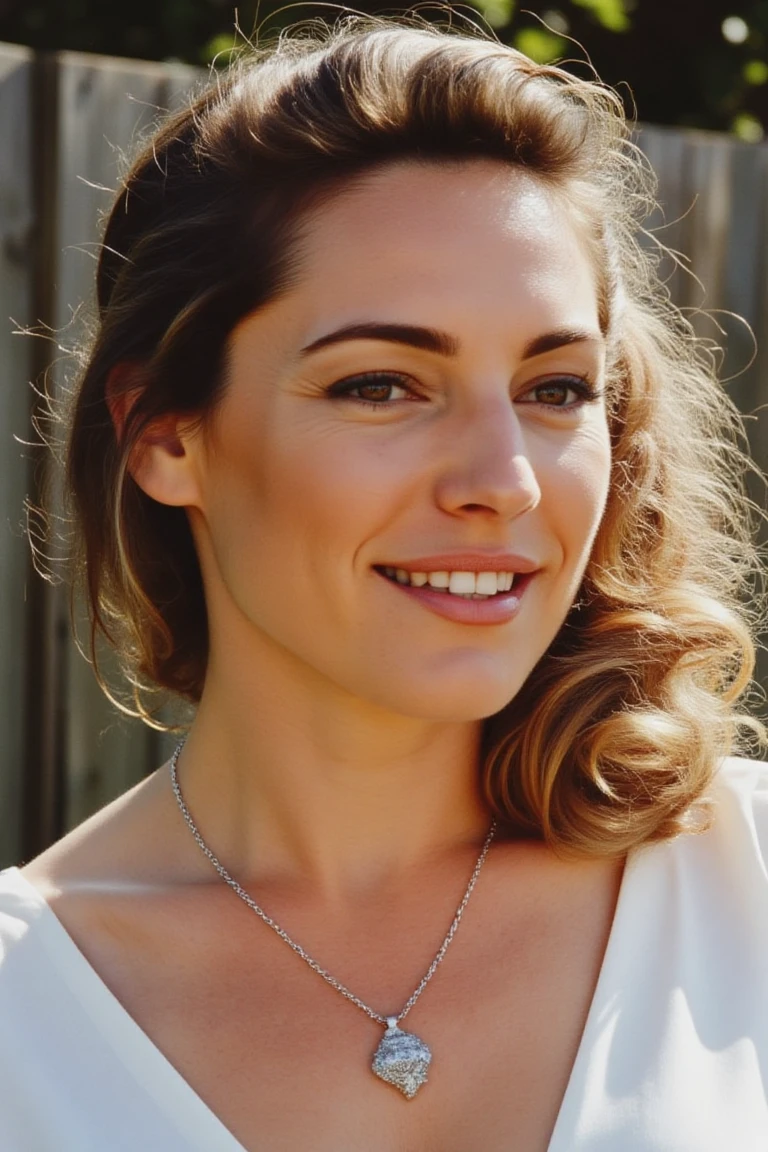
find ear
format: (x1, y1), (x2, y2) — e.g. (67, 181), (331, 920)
(105, 363), (204, 509)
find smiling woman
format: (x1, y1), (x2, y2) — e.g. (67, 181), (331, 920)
(3, 16), (768, 1152)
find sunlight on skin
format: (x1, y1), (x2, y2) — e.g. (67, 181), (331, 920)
(132, 159), (613, 887)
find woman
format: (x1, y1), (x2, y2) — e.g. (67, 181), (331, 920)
(1, 18), (766, 1151)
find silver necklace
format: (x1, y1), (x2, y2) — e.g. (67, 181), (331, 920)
(170, 742), (496, 1099)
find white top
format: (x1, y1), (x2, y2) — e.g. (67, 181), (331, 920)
(0, 757), (767, 1150)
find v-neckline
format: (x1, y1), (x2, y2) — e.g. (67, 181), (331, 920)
(5, 868), (247, 1151)
(5, 854), (638, 1151)
(545, 847), (638, 1148)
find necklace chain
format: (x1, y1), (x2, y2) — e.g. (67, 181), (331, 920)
(170, 742), (496, 1028)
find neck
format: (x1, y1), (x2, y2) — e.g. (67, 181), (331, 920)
(176, 646), (489, 900)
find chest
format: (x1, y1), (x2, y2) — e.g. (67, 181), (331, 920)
(134, 960), (578, 1149)
(59, 862), (621, 1152)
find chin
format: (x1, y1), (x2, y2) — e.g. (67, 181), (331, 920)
(364, 663), (530, 724)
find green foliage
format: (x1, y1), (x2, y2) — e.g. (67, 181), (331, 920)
(473, 0), (516, 29)
(732, 110), (765, 139)
(513, 26), (567, 62)
(571, 0), (633, 33)
(1, 0), (767, 139)
(204, 30), (242, 65)
(744, 59), (768, 84)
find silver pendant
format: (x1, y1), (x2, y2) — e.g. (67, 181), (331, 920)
(371, 1018), (432, 1099)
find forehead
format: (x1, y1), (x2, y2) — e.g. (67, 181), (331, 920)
(289, 158), (600, 342)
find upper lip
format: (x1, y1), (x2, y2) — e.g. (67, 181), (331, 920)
(376, 553), (540, 573)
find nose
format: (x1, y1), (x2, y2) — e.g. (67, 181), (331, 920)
(433, 397), (541, 522)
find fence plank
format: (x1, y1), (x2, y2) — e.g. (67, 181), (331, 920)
(0, 45), (34, 866)
(51, 53), (200, 830)
(638, 125), (768, 446)
(722, 142), (768, 428)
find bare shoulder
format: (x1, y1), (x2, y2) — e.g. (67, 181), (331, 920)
(17, 760), (210, 993)
(21, 764), (184, 899)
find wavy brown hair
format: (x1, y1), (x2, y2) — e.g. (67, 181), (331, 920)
(62, 18), (764, 857)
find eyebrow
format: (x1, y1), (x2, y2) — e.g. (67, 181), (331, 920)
(299, 322), (603, 360)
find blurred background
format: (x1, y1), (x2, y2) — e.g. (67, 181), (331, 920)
(1, 1), (767, 867)
(3, 0), (768, 139)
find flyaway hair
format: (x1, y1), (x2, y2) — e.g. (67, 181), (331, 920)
(58, 17), (764, 857)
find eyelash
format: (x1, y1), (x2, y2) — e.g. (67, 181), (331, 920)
(326, 371), (602, 411)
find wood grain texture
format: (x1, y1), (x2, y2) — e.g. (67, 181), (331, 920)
(0, 44), (33, 865)
(50, 53), (199, 831)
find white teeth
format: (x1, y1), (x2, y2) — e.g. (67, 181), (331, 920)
(382, 567), (518, 594)
(427, 571), (450, 589)
(475, 571), (499, 596)
(449, 571), (476, 595)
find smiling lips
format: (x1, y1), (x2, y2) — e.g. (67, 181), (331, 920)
(374, 554), (539, 623)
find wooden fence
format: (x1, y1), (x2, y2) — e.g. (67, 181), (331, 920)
(1, 42), (768, 868)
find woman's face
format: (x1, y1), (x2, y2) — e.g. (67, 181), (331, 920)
(185, 159), (613, 721)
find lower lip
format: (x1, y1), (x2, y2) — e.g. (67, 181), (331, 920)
(377, 571), (535, 625)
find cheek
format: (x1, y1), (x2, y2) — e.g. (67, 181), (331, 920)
(259, 432), (402, 558)
(542, 423), (613, 558)
(199, 409), (404, 595)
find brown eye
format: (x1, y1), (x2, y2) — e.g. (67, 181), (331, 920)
(535, 382), (573, 406)
(327, 372), (416, 406)
(517, 376), (600, 409)
(357, 380), (399, 403)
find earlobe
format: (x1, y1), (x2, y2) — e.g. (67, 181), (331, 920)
(105, 363), (204, 509)
(128, 419), (202, 508)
